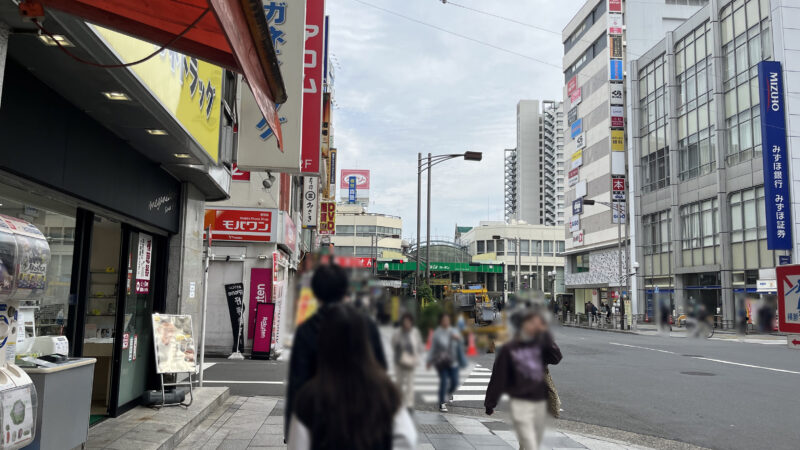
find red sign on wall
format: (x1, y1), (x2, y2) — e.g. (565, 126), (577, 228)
(248, 268), (272, 339)
(777, 265), (800, 333)
(334, 256), (374, 268)
(608, 0), (622, 12)
(301, 0), (326, 173)
(231, 163), (250, 181)
(204, 208), (275, 242)
(318, 202), (336, 235)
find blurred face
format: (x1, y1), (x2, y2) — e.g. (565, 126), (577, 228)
(402, 316), (413, 330)
(521, 314), (545, 336)
(440, 315), (451, 328)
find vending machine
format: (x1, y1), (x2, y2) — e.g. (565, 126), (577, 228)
(0, 214), (49, 448)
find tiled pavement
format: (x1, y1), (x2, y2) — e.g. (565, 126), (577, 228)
(175, 395), (655, 450)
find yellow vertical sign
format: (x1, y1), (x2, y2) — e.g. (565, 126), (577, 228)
(611, 130), (625, 151)
(91, 26), (222, 162)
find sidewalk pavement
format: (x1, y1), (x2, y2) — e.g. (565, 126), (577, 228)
(175, 395), (668, 450)
(564, 321), (788, 343)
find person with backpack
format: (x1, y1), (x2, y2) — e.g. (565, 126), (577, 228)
(288, 304), (417, 450)
(391, 312), (424, 411)
(484, 309), (562, 450)
(426, 314), (465, 412)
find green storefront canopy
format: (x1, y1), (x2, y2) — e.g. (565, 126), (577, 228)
(387, 261), (503, 273)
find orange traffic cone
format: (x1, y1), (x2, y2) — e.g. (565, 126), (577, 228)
(426, 329), (433, 351)
(467, 332), (478, 356)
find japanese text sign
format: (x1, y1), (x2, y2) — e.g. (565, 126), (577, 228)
(608, 0), (622, 12)
(612, 177), (625, 200)
(303, 177), (319, 228)
(776, 265), (800, 332)
(608, 13), (623, 35)
(611, 130), (625, 151)
(758, 61), (793, 250)
(571, 119), (583, 139)
(572, 198), (583, 215)
(348, 176), (356, 203)
(567, 75), (578, 96)
(610, 59), (624, 81)
(318, 201), (336, 235)
(301, 0), (326, 174)
(610, 105), (624, 128)
(204, 208), (275, 242)
(135, 233), (152, 294)
(610, 82), (624, 106)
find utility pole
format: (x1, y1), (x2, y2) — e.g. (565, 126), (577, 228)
(416, 153), (422, 303)
(617, 202), (625, 330)
(426, 153), (432, 281)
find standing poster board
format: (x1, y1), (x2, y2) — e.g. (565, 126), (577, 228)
(252, 303), (276, 360)
(152, 314), (196, 374)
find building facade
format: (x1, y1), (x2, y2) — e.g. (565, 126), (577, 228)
(631, 0), (797, 327)
(459, 221), (566, 301)
(505, 101), (567, 226)
(562, 0), (707, 316)
(331, 204), (403, 260)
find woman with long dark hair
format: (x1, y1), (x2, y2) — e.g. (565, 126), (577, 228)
(288, 304), (417, 450)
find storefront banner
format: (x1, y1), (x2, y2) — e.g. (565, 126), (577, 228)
(610, 59), (624, 81)
(90, 26), (222, 162)
(570, 119), (582, 139)
(231, 163), (251, 181)
(152, 314), (196, 374)
(237, 1), (306, 170)
(568, 167), (579, 187)
(204, 208), (276, 242)
(570, 215), (580, 232)
(611, 105), (625, 128)
(608, 13), (623, 35)
(303, 177), (319, 228)
(575, 133), (586, 150)
(757, 61), (793, 250)
(334, 256), (374, 268)
(224, 283), (245, 353)
(248, 268), (271, 339)
(252, 302), (276, 358)
(610, 36), (623, 58)
(610, 82), (624, 106)
(611, 129), (625, 152)
(135, 233), (152, 294)
(301, 0), (327, 174)
(318, 201), (336, 235)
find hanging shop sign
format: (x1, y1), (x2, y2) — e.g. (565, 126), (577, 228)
(303, 177), (319, 228)
(135, 233), (152, 294)
(348, 177), (357, 203)
(608, 13), (623, 35)
(757, 61), (793, 250)
(568, 73), (582, 107)
(610, 59), (624, 81)
(610, 105), (625, 128)
(570, 215), (580, 233)
(572, 229), (584, 245)
(237, 1), (305, 170)
(328, 148), (337, 200)
(608, 0), (622, 13)
(301, 0), (327, 174)
(570, 87), (582, 108)
(612, 202), (627, 224)
(568, 167), (580, 187)
(571, 150), (583, 169)
(224, 283), (245, 353)
(611, 177), (626, 201)
(231, 163), (250, 181)
(248, 268), (271, 340)
(318, 201), (336, 235)
(576, 133), (586, 150)
(568, 107), (578, 125)
(576, 180), (587, 199)
(611, 130), (625, 151)
(610, 36), (623, 59)
(572, 198), (583, 215)
(610, 82), (624, 106)
(570, 119), (583, 139)
(611, 150), (626, 175)
(204, 208), (276, 242)
(567, 75), (578, 96)
(90, 26), (222, 162)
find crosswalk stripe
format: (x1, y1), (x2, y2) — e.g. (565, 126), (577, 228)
(456, 385), (489, 391)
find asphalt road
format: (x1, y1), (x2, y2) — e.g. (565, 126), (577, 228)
(528, 326), (800, 450)
(200, 357), (287, 397)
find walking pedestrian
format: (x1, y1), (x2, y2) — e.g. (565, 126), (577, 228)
(288, 304), (417, 450)
(285, 264), (388, 441)
(391, 312), (424, 411)
(426, 314), (465, 412)
(484, 309), (562, 450)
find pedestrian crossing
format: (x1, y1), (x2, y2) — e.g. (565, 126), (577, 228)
(389, 363), (497, 404)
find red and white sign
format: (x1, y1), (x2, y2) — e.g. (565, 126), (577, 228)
(122, 333), (130, 350)
(339, 169), (370, 189)
(611, 105), (625, 128)
(135, 233), (152, 294)
(572, 229), (584, 245)
(612, 177), (626, 201)
(776, 265), (800, 333)
(318, 201), (336, 235)
(788, 335), (800, 349)
(282, 213), (298, 254)
(204, 208), (276, 242)
(608, 0), (622, 12)
(567, 75), (578, 96)
(248, 268), (271, 339)
(334, 256), (374, 268)
(231, 163), (251, 181)
(570, 87), (582, 107)
(608, 13), (623, 35)
(301, 0), (326, 174)
(568, 167), (579, 187)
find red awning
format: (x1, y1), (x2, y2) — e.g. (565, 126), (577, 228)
(33, 0), (285, 149)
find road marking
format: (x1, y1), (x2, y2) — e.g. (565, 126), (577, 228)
(200, 380), (284, 385)
(456, 385), (490, 391)
(462, 378), (491, 383)
(609, 342), (677, 354)
(690, 357), (800, 375)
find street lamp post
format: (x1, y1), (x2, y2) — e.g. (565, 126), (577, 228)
(582, 199), (627, 330)
(415, 151), (482, 304)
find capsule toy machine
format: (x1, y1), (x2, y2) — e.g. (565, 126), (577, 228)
(0, 214), (49, 449)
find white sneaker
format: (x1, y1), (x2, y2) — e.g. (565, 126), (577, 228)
(439, 403), (448, 412)
(448, 394), (454, 403)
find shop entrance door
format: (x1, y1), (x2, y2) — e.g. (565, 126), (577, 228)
(207, 261), (244, 356)
(114, 230), (158, 413)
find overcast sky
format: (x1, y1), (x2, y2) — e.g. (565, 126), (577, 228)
(327, 0), (584, 242)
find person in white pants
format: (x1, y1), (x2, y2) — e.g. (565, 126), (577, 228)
(392, 313), (424, 410)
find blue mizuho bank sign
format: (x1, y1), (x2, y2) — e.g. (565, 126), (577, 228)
(757, 61), (792, 250)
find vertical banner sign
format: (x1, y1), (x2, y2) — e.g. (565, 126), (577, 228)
(570, 119), (583, 139)
(303, 177), (319, 228)
(135, 233), (152, 294)
(608, 13), (623, 35)
(757, 61), (793, 250)
(567, 107), (578, 125)
(610, 59), (624, 81)
(571, 150), (583, 169)
(608, 0), (622, 12)
(570, 215), (580, 232)
(348, 176), (357, 203)
(568, 167), (580, 187)
(611, 130), (625, 151)
(224, 283), (245, 353)
(610, 36), (623, 58)
(573, 198), (583, 215)
(252, 302), (276, 359)
(329, 148), (337, 199)
(575, 133), (586, 150)
(567, 75), (581, 107)
(248, 268), (272, 339)
(318, 202), (336, 235)
(610, 82), (624, 106)
(612, 177), (626, 200)
(610, 105), (625, 128)
(301, 0), (326, 174)
(612, 203), (627, 224)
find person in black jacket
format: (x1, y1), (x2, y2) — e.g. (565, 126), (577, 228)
(285, 264), (388, 441)
(485, 309), (562, 450)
